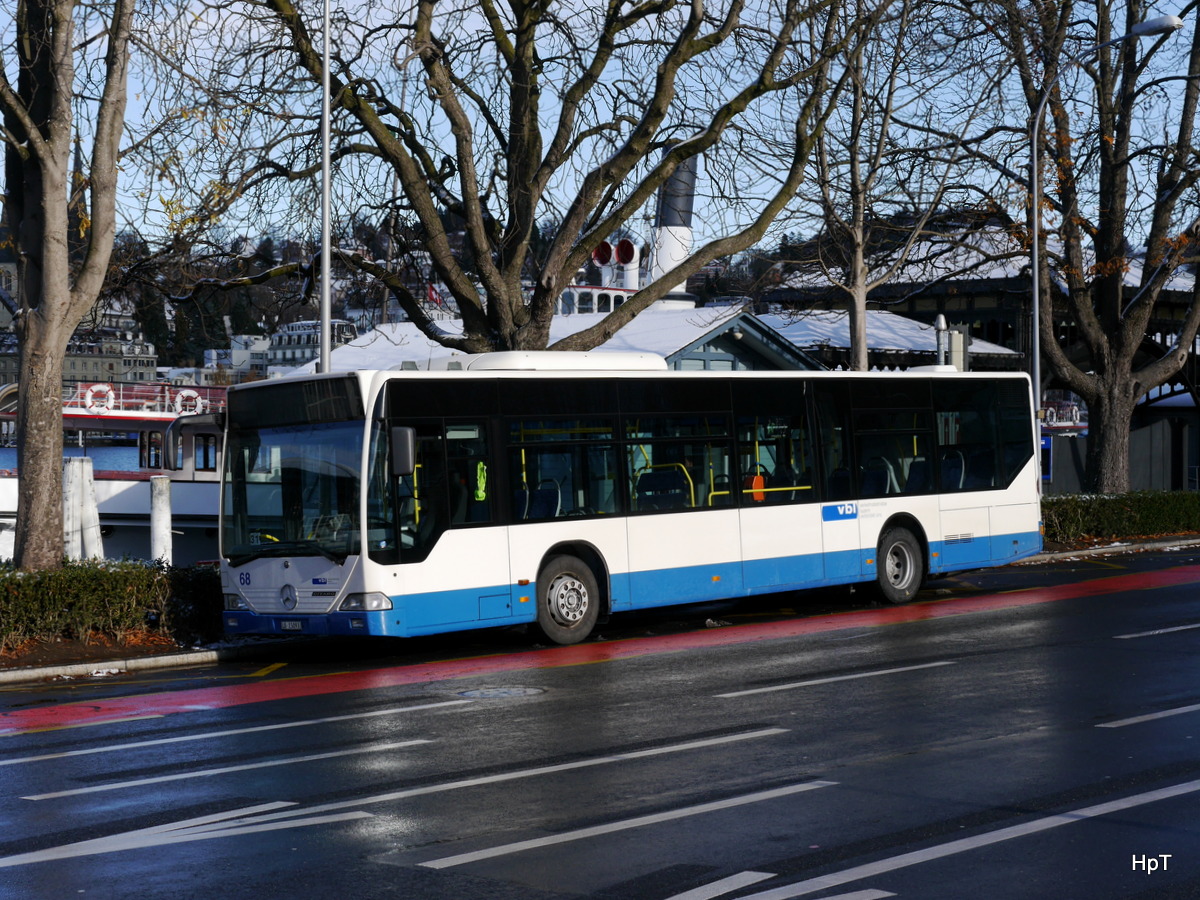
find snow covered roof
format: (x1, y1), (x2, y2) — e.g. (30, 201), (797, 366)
(296, 301), (749, 373)
(775, 229), (1029, 290)
(292, 301), (1015, 375)
(1123, 251), (1197, 294)
(776, 228), (1198, 295)
(759, 310), (1018, 357)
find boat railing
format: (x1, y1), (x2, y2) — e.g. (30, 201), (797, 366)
(0, 381), (229, 418)
(58, 381), (228, 417)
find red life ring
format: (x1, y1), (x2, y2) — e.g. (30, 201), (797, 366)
(174, 389), (206, 414)
(84, 383), (115, 413)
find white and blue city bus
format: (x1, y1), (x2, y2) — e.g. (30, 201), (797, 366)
(219, 352), (1042, 645)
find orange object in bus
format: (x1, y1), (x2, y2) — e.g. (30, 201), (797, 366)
(744, 472), (766, 502)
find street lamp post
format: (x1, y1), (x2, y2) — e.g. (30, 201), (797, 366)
(1028, 14), (1183, 416)
(318, 0), (333, 374)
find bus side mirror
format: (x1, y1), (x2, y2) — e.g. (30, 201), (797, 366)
(391, 426), (416, 476)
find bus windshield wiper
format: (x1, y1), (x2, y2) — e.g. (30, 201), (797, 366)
(227, 539), (349, 567)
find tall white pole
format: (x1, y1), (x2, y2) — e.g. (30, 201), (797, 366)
(150, 475), (172, 565)
(319, 0), (333, 373)
(1028, 15), (1182, 418)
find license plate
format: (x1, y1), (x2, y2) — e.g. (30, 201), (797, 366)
(280, 620), (303, 632)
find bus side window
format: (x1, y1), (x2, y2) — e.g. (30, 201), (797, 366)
(510, 444), (620, 519)
(624, 414), (730, 511)
(508, 416), (620, 520)
(446, 422), (491, 525)
(933, 379), (1036, 492)
(628, 438), (733, 511)
(736, 414), (818, 505)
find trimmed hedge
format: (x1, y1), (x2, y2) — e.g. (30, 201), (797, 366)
(1041, 491), (1200, 545)
(0, 561), (223, 653)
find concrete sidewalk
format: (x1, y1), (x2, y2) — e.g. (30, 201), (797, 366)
(1028, 534), (1200, 562)
(4, 536), (1199, 686)
(0, 641), (288, 686)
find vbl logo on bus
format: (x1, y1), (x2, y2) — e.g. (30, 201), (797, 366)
(822, 502), (858, 522)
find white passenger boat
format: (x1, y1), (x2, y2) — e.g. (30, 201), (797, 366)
(0, 381), (226, 564)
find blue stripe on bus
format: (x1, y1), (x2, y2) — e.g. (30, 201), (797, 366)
(225, 529), (1042, 638)
(626, 560), (746, 608)
(743, 551), (848, 591)
(930, 529), (1043, 572)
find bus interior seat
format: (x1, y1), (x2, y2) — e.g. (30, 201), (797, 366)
(861, 457), (899, 495)
(708, 473), (733, 507)
(904, 457), (931, 493)
(963, 449), (995, 490)
(513, 488), (530, 520)
(634, 467), (691, 510)
(527, 480), (562, 518)
(940, 450), (965, 489)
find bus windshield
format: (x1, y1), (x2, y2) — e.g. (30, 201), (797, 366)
(222, 419), (364, 565)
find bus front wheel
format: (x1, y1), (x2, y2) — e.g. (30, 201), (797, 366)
(536, 555), (600, 645)
(877, 526), (924, 604)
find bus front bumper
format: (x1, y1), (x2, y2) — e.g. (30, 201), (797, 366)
(222, 610), (384, 637)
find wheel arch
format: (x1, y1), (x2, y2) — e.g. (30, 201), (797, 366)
(539, 541), (611, 617)
(876, 512), (930, 568)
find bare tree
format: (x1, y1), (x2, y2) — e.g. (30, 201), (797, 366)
(783, 0), (1011, 370)
(987, 0), (1200, 492)
(1, 0), (135, 569)
(176, 0), (887, 354)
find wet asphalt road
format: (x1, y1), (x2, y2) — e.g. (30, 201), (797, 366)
(1, 548), (1198, 899)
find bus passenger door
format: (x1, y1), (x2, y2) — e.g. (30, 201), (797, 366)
(389, 421), (514, 631)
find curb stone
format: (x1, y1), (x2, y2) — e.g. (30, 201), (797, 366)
(1021, 535), (1200, 563)
(0, 641), (293, 686)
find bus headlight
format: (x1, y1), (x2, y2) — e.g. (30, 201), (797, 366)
(224, 593), (249, 611)
(340, 592), (393, 611)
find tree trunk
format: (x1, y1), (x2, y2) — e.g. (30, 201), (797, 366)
(13, 323), (67, 569)
(1083, 387), (1136, 494)
(848, 276), (869, 371)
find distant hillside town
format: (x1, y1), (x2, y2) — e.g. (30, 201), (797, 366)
(0, 217), (1035, 388)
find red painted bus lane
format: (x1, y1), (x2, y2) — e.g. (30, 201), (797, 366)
(3, 564), (1197, 737)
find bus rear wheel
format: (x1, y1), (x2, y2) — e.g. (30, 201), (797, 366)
(536, 555), (600, 645)
(877, 526), (924, 604)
